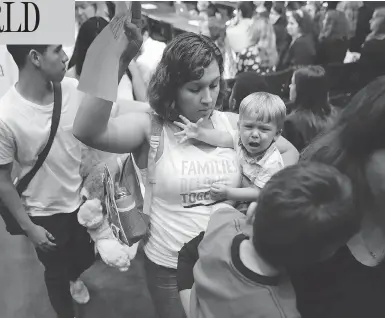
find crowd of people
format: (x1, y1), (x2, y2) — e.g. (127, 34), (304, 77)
(1, 1), (385, 318)
(186, 1), (385, 81)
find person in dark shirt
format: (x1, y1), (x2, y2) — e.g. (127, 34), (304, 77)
(316, 9), (350, 64)
(278, 8), (316, 70)
(300, 75), (385, 318)
(359, 7), (385, 86)
(177, 162), (359, 318)
(283, 65), (338, 152)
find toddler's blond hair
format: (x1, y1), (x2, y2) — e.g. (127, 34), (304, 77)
(239, 92), (286, 130)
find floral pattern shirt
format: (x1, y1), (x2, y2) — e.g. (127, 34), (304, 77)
(236, 45), (276, 75)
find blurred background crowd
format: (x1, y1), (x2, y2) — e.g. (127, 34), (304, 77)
(2, 1), (385, 111)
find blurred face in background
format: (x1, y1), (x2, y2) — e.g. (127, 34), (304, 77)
(76, 2), (97, 25)
(370, 8), (385, 34)
(287, 14), (300, 37)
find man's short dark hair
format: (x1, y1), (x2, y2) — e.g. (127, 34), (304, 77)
(237, 2), (255, 19)
(253, 162), (359, 267)
(6, 45), (49, 69)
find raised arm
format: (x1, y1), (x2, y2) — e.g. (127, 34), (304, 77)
(73, 93), (151, 154)
(73, 3), (149, 154)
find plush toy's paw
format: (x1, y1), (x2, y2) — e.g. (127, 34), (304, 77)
(125, 241), (139, 260)
(96, 238), (131, 271)
(78, 198), (104, 229)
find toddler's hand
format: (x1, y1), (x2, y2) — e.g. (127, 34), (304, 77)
(173, 115), (204, 143)
(210, 183), (228, 201)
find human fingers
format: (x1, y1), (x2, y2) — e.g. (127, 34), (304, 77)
(196, 118), (204, 126)
(179, 115), (192, 125)
(174, 130), (187, 136)
(46, 230), (56, 242)
(173, 121), (186, 130)
(178, 136), (188, 144)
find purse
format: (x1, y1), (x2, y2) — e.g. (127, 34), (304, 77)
(0, 82), (62, 235)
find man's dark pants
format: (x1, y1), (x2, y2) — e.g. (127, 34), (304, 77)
(31, 209), (95, 318)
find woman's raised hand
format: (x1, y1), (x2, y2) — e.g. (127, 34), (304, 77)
(173, 115), (204, 143)
(122, 2), (143, 62)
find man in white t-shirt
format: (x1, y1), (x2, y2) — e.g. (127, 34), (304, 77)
(0, 45), (18, 98)
(0, 45), (95, 318)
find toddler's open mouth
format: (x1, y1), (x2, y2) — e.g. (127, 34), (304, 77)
(248, 142), (260, 148)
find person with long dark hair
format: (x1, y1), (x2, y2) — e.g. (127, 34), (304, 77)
(283, 65), (339, 152)
(277, 8), (316, 70)
(359, 7), (385, 85)
(290, 76), (385, 318)
(316, 8), (350, 64)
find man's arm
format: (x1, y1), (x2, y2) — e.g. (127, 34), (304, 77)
(0, 120), (56, 250)
(0, 163), (56, 251)
(0, 163), (34, 231)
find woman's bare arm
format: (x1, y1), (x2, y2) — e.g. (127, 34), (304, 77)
(73, 4), (148, 154)
(113, 99), (151, 117)
(73, 93), (151, 154)
(275, 136), (299, 166)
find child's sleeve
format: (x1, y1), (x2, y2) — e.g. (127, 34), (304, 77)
(177, 231), (205, 292)
(253, 150), (285, 189)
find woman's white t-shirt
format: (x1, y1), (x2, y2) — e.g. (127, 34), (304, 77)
(142, 111), (241, 268)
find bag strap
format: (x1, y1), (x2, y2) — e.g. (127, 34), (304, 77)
(16, 82), (62, 195)
(143, 111), (163, 215)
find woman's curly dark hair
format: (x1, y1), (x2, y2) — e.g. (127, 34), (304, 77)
(147, 32), (225, 121)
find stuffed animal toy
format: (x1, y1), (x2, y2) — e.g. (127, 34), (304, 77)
(78, 147), (139, 272)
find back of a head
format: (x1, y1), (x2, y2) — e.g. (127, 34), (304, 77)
(231, 72), (270, 112)
(238, 1), (255, 19)
(68, 16), (109, 77)
(252, 162), (358, 268)
(7, 45), (49, 69)
(294, 65), (330, 115)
